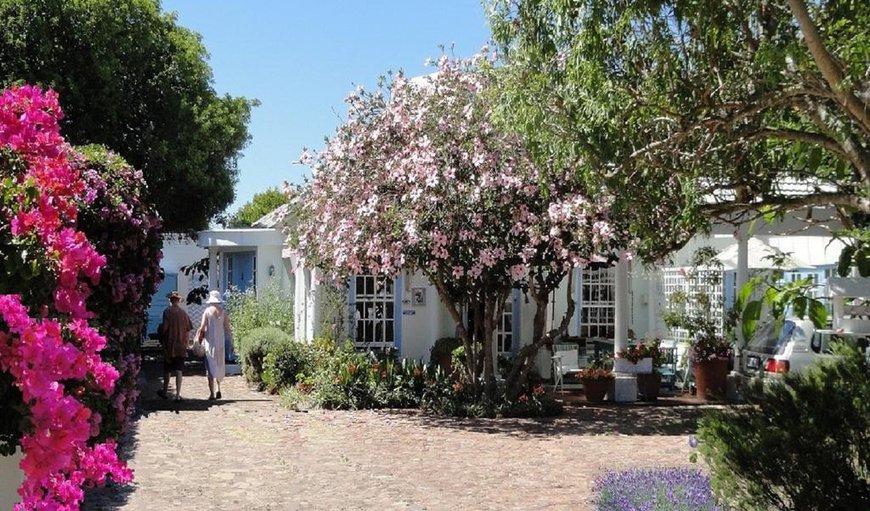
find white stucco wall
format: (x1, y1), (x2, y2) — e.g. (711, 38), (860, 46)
(398, 272), (453, 362)
(160, 235), (207, 298)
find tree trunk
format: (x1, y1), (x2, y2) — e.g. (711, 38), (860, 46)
(505, 271), (575, 401)
(430, 276), (478, 394)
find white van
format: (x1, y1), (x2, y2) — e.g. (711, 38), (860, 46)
(740, 318), (870, 378)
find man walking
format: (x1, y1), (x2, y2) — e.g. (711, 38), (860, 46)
(157, 291), (193, 402)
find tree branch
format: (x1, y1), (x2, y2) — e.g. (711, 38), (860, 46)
(701, 192), (870, 217)
(747, 128), (847, 159)
(787, 0), (870, 134)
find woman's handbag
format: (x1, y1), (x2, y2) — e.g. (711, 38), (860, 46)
(190, 339), (206, 358)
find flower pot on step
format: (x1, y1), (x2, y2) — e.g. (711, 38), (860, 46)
(581, 378), (611, 403)
(637, 372), (662, 401)
(694, 357), (729, 401)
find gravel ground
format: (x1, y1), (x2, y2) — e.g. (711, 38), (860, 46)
(83, 358), (710, 511)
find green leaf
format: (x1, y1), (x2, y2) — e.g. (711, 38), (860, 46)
(737, 281), (754, 310)
(838, 245), (856, 277)
(792, 296), (808, 319)
(740, 300), (762, 344)
(760, 205), (777, 223)
(807, 147), (822, 170)
(808, 300), (828, 329)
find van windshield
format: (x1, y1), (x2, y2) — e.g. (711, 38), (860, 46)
(747, 320), (803, 355)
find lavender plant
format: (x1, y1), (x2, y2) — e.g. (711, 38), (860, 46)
(593, 468), (721, 511)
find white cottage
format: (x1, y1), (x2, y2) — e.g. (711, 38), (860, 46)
(196, 202), (850, 400)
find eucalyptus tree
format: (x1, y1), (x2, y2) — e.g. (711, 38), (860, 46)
(489, 0), (869, 258)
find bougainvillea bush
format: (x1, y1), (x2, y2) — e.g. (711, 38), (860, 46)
(0, 85), (138, 510)
(76, 145), (162, 440)
(293, 53), (629, 398)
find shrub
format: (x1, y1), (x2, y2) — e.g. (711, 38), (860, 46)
(697, 343), (870, 510)
(430, 337), (462, 363)
(306, 344), (424, 410)
(226, 283), (294, 345)
(262, 338), (565, 418)
(262, 341), (313, 393)
(592, 468), (721, 510)
(0, 85), (132, 507)
(238, 327), (293, 385)
(499, 384), (563, 418)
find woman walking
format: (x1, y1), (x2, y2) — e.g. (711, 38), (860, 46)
(197, 290), (234, 400)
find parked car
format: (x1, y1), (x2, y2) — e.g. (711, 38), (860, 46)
(740, 318), (870, 378)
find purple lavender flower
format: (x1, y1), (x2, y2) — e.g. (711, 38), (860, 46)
(592, 467), (721, 511)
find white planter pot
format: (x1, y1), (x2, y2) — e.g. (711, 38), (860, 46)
(0, 448), (23, 511)
(614, 357), (653, 374)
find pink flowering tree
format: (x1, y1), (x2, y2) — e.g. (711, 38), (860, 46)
(0, 86), (133, 510)
(294, 55), (627, 398)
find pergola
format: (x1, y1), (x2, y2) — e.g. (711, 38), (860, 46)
(610, 203), (846, 401)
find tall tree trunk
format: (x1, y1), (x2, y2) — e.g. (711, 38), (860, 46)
(430, 276), (478, 394)
(505, 271), (575, 401)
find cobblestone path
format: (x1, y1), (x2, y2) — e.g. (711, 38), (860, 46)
(84, 360), (707, 511)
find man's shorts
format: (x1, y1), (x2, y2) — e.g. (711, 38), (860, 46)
(164, 356), (185, 373)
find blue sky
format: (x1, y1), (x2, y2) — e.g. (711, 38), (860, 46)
(162, 0), (493, 216)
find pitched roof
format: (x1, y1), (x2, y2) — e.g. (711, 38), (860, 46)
(252, 203), (293, 229)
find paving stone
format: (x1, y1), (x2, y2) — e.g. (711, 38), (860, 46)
(83, 359), (710, 511)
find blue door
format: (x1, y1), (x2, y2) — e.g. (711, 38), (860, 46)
(225, 252), (256, 293)
(147, 273), (178, 336)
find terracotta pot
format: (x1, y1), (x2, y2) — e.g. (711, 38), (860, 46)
(581, 378), (611, 403)
(694, 357), (729, 401)
(637, 372), (661, 401)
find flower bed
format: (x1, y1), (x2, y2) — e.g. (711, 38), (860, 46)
(592, 467), (721, 510)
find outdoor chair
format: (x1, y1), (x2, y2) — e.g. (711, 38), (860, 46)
(552, 343), (583, 394)
(659, 346), (678, 392)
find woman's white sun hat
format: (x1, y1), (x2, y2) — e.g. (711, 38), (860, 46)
(205, 290), (223, 304)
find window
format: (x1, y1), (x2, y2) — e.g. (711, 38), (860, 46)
(496, 299), (513, 354)
(579, 267), (615, 339)
(353, 275), (395, 347)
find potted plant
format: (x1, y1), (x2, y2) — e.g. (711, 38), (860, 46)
(619, 339), (665, 401)
(578, 364), (614, 404)
(615, 339), (660, 374)
(691, 333), (733, 400)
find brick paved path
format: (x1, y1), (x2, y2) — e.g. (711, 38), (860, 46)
(84, 360), (708, 511)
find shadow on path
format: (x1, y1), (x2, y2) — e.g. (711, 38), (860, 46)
(82, 356), (219, 510)
(378, 401), (712, 439)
